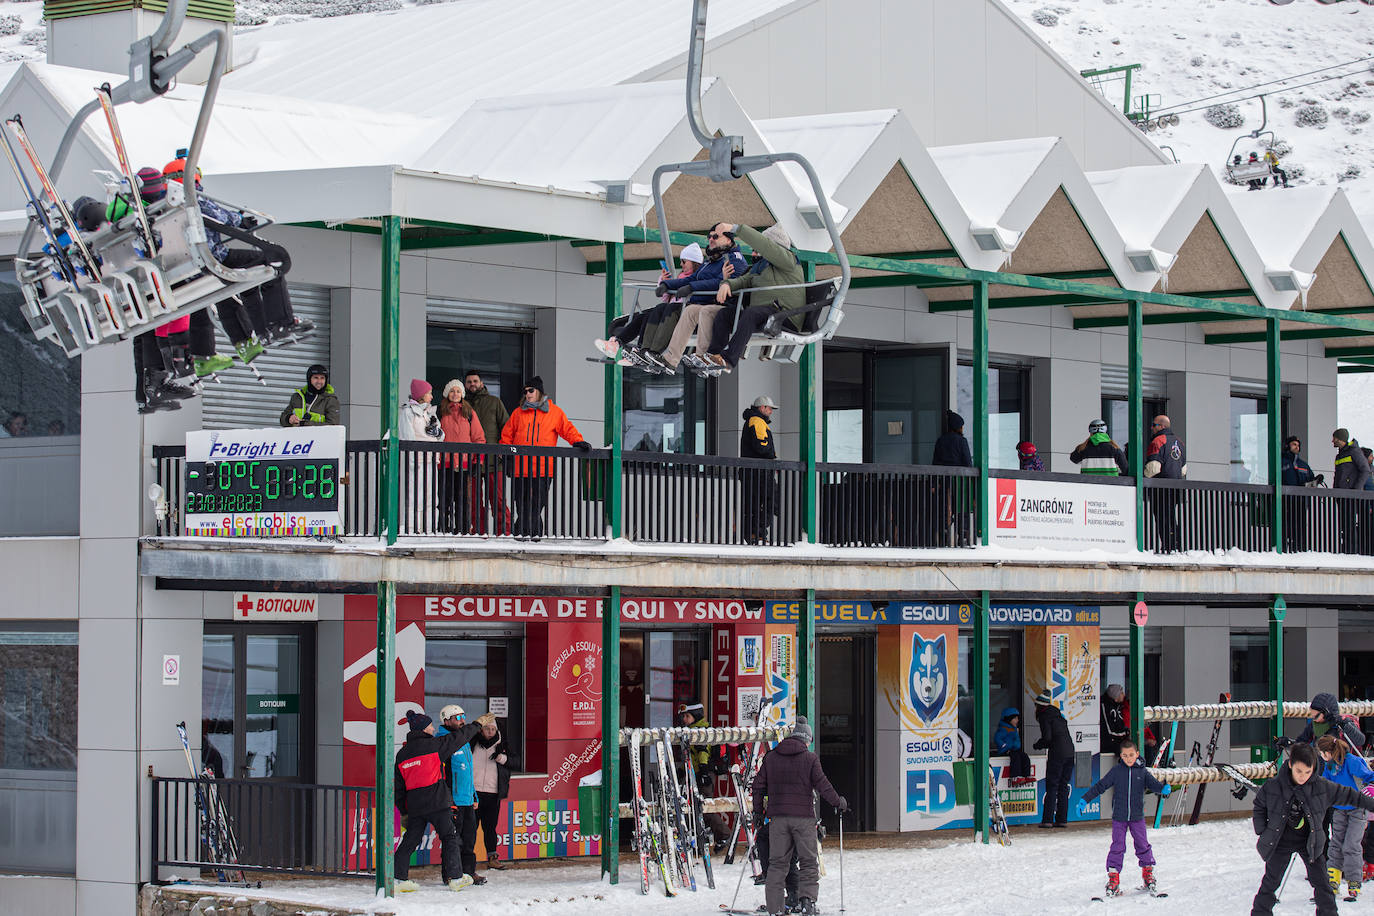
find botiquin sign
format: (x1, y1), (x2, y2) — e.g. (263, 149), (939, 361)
(989, 477), (1135, 553)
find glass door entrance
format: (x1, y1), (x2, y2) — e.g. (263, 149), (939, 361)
(203, 627), (314, 781)
(817, 635), (874, 831)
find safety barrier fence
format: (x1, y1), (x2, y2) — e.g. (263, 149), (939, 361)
(149, 441), (1374, 557)
(150, 776), (375, 880)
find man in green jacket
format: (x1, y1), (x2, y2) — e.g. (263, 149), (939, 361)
(712, 223), (806, 369)
(279, 364), (340, 427)
(463, 370), (513, 535)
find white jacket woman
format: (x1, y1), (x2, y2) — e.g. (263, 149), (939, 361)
(399, 379), (443, 532)
(400, 378), (444, 442)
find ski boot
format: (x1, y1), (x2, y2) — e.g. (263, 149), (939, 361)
(448, 874), (474, 891)
(234, 335), (265, 365)
(395, 879), (420, 892)
(1142, 865), (1157, 894)
(1364, 862), (1374, 883)
(1347, 880), (1362, 902)
(137, 389), (182, 414)
(154, 370), (200, 400)
(1104, 869), (1121, 898)
(195, 354), (233, 379)
(796, 898), (818, 915)
(270, 316), (315, 345)
(1329, 866), (1343, 893)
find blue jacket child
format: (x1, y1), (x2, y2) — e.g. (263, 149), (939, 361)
(435, 723), (476, 806)
(1082, 754), (1170, 822)
(994, 707), (1022, 755)
(1323, 743), (1374, 810)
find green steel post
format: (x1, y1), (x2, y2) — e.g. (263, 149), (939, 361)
(1128, 299), (1145, 550)
(374, 216), (401, 897)
(381, 216), (401, 547)
(600, 585), (622, 882)
(374, 581), (397, 895)
(798, 588), (816, 723)
(1267, 318), (1283, 553)
(973, 280), (989, 544)
(801, 260), (818, 542)
(1123, 67), (1134, 118)
(973, 591), (991, 842)
(1129, 593), (1145, 751)
(1270, 597), (1286, 754)
(604, 243), (624, 538)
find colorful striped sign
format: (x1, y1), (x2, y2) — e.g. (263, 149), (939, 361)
(506, 798), (598, 860)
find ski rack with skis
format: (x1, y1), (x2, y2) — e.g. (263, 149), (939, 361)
(6, 0), (278, 359)
(618, 724), (792, 745)
(645, 0), (850, 367)
(1145, 698), (1374, 721)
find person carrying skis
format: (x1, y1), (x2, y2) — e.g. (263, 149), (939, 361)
(1317, 734), (1373, 900)
(1033, 689), (1074, 828)
(279, 364), (340, 427)
(1250, 743), (1374, 915)
(994, 707), (1031, 780)
(1277, 692), (1367, 752)
(751, 716), (846, 916)
(1077, 739), (1172, 897)
(393, 709), (495, 893)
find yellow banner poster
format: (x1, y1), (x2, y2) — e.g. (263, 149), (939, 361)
(877, 624), (959, 829)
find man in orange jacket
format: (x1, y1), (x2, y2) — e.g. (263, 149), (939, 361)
(499, 376), (590, 539)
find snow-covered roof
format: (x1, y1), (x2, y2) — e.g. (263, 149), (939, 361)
(227, 0), (805, 118)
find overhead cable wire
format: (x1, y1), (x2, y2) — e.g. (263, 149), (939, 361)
(1149, 53), (1374, 116)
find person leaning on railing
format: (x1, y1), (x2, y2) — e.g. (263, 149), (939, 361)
(498, 376), (590, 541)
(1332, 428), (1370, 554)
(1144, 416), (1186, 553)
(740, 395), (780, 545)
(279, 364), (340, 428)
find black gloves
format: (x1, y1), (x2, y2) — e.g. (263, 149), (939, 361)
(836, 796), (849, 813)
(574, 440), (592, 452)
(240, 214), (259, 231)
(1275, 736), (1295, 751)
(655, 282), (670, 298)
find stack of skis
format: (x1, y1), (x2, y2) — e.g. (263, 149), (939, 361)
(174, 721), (247, 884)
(626, 702), (775, 897)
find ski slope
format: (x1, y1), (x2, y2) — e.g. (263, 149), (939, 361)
(163, 817), (1348, 915)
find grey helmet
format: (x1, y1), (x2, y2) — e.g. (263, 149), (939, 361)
(1089, 418), (1108, 435)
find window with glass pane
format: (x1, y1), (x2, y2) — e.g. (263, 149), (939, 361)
(426, 638), (523, 760)
(873, 351), (946, 465)
(0, 266), (81, 439)
(957, 631), (1021, 748)
(202, 634), (235, 778)
(957, 364), (1029, 469)
(426, 326), (528, 414)
(823, 349), (864, 463)
(244, 635), (303, 779)
(0, 626), (78, 874)
(1231, 633), (1270, 746)
(1231, 396), (1269, 484)
(646, 631), (705, 729)
(624, 372), (712, 454)
(1101, 397), (1168, 460)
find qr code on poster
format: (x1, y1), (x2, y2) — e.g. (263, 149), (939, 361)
(737, 687), (764, 727)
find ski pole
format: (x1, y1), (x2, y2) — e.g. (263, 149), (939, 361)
(724, 810), (758, 914)
(837, 807), (845, 913)
(1276, 855), (1294, 903)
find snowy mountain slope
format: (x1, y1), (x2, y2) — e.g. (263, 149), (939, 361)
(1001, 0), (1374, 231)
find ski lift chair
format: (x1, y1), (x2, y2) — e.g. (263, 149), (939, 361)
(645, 0), (850, 369)
(1223, 96), (1281, 187)
(9, 0), (279, 358)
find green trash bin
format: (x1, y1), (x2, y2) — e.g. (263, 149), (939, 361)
(952, 760), (975, 807)
(578, 783), (605, 842)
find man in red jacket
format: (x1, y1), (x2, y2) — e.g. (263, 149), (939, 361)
(394, 709), (495, 892)
(751, 717), (846, 916)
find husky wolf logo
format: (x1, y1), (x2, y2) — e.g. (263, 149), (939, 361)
(908, 633), (948, 726)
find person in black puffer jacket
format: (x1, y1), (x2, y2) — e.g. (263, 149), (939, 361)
(393, 709), (494, 891)
(1250, 743), (1374, 915)
(1277, 692), (1367, 752)
(1033, 690), (1075, 828)
(752, 717), (846, 916)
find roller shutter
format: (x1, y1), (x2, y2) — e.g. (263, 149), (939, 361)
(201, 285), (333, 431)
(426, 297), (537, 329)
(1099, 625), (1163, 655)
(1100, 366), (1167, 399)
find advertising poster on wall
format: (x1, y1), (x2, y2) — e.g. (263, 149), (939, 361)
(989, 476), (1135, 553)
(877, 619), (960, 831)
(764, 626), (797, 728)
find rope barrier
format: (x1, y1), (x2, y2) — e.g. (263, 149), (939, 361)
(1142, 700), (1374, 722)
(617, 725), (792, 747)
(1150, 762), (1277, 786)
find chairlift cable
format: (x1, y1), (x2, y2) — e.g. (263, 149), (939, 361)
(1148, 54), (1374, 117)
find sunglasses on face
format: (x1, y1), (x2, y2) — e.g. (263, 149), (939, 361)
(524, 387), (537, 393)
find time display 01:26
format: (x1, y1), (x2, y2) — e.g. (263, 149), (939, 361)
(185, 459), (339, 514)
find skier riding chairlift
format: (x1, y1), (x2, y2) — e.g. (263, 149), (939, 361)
(3, 0), (284, 364)
(636, 0), (851, 369)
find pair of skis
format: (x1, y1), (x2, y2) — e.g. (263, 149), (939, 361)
(628, 728), (674, 896)
(988, 765), (1012, 846)
(628, 729), (711, 896)
(174, 721), (245, 884)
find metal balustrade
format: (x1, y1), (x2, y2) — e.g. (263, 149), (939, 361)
(151, 776), (375, 880)
(148, 438), (1374, 557)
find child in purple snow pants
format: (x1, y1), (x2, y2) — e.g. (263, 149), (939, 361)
(1079, 740), (1171, 896)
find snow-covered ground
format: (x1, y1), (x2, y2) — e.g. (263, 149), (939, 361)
(165, 817), (1351, 915)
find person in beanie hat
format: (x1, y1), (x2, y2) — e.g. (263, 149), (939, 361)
(137, 166), (167, 203)
(499, 375), (589, 539)
(400, 379), (442, 441)
(1033, 691), (1074, 828)
(1333, 429), (1370, 552)
(393, 708), (496, 892)
(931, 411), (973, 545)
(752, 715), (845, 916)
(280, 364), (339, 427)
(594, 241), (710, 366)
(740, 395), (780, 544)
(655, 222), (750, 372)
(437, 379), (485, 534)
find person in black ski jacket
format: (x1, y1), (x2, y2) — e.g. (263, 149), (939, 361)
(931, 410), (973, 546)
(1033, 690), (1075, 828)
(1277, 692), (1367, 752)
(752, 717), (846, 916)
(1101, 684), (1129, 755)
(1250, 744), (1374, 915)
(279, 363), (341, 427)
(741, 396), (780, 544)
(393, 709), (495, 892)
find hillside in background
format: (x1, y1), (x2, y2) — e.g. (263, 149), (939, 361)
(1001, 0), (1374, 445)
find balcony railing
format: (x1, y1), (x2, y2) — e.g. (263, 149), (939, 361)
(151, 776), (375, 880)
(149, 441), (1374, 557)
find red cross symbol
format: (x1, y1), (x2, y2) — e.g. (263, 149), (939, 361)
(236, 594), (255, 617)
